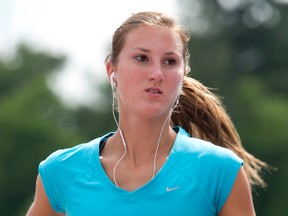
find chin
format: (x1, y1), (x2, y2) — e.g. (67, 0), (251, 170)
(140, 106), (171, 119)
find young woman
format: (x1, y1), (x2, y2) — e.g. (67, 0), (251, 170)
(26, 11), (267, 216)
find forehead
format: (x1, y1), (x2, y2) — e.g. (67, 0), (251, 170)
(122, 25), (184, 54)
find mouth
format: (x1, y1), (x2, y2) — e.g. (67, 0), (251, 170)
(145, 88), (163, 94)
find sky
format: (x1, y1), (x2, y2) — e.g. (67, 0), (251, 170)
(0, 0), (180, 107)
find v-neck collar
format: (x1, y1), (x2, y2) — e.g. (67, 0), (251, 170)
(93, 127), (187, 200)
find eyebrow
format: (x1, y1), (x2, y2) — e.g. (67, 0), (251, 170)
(132, 47), (177, 56)
(132, 47), (150, 53)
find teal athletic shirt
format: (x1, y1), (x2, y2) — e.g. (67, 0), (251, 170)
(39, 127), (243, 216)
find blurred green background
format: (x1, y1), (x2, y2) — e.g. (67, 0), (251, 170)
(1, 0), (287, 215)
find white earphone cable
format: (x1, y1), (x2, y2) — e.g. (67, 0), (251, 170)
(111, 80), (180, 188)
(152, 95), (180, 179)
(111, 85), (127, 187)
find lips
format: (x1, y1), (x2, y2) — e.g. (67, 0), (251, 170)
(145, 88), (163, 94)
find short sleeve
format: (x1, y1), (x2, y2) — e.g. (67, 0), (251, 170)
(189, 140), (244, 214)
(168, 127), (245, 214)
(38, 150), (67, 213)
(216, 149), (244, 213)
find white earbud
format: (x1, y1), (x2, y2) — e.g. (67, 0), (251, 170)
(110, 72), (116, 87)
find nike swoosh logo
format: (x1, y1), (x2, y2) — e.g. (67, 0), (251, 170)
(166, 186), (181, 192)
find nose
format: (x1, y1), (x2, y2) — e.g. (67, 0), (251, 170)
(148, 66), (164, 82)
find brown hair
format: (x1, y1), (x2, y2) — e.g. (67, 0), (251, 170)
(172, 76), (268, 187)
(106, 11), (191, 74)
(106, 11), (268, 188)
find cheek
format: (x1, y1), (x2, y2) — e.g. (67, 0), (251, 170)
(170, 73), (184, 94)
(117, 74), (141, 101)
(175, 81), (183, 97)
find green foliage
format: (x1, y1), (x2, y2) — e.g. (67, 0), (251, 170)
(0, 44), (116, 216)
(232, 77), (288, 151)
(0, 44), (83, 215)
(180, 0), (288, 215)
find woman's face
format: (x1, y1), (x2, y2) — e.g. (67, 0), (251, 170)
(114, 25), (185, 119)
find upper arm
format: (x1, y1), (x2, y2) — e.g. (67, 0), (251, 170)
(26, 174), (64, 216)
(219, 167), (256, 216)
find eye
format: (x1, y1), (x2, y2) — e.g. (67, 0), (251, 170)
(136, 55), (149, 62)
(163, 58), (176, 65)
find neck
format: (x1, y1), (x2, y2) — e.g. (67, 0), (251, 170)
(113, 114), (176, 166)
(102, 113), (177, 189)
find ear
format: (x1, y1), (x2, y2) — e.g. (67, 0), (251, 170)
(105, 59), (116, 82)
(110, 72), (117, 87)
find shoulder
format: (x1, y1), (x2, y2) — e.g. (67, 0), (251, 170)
(39, 131), (114, 180)
(38, 137), (101, 193)
(37, 133), (111, 213)
(171, 127), (244, 213)
(39, 138), (100, 172)
(173, 127), (243, 167)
